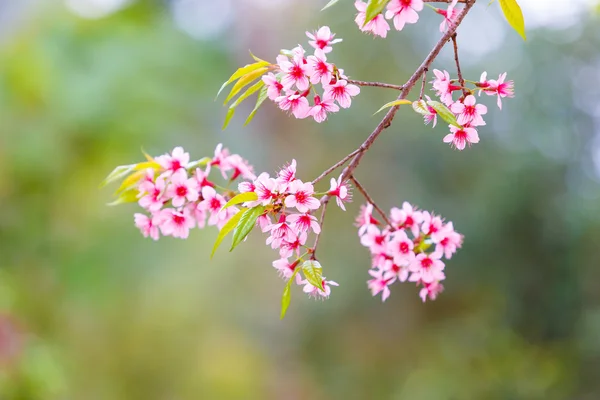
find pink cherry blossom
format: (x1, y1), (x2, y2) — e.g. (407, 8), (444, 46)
(223, 154), (256, 181)
(421, 211), (444, 243)
(328, 175), (352, 211)
(355, 203), (380, 235)
(211, 143), (231, 179)
(436, 0), (460, 33)
(273, 258), (302, 282)
(266, 215), (297, 249)
(287, 213), (321, 234)
(422, 96), (438, 127)
(285, 180), (320, 213)
(276, 160), (297, 187)
(257, 213), (272, 233)
(194, 167), (214, 189)
(278, 49), (311, 91)
(157, 207), (196, 239)
(306, 26), (342, 54)
(390, 201), (423, 238)
(367, 269), (394, 301)
(324, 80), (360, 109)
(486, 73), (515, 109)
(360, 225), (387, 255)
(198, 186), (226, 226)
(192, 202), (207, 229)
(354, 1), (391, 38)
(450, 95), (487, 126)
(419, 281), (444, 302)
(134, 213), (160, 240)
(276, 92), (311, 119)
(252, 173), (279, 206)
(303, 278), (339, 299)
(307, 50), (334, 85)
(388, 230), (415, 266)
(385, 0), (424, 32)
(443, 125), (480, 150)
(156, 146), (190, 173)
(409, 252), (445, 284)
(435, 222), (463, 259)
(309, 94), (340, 123)
(238, 181), (255, 194)
(138, 172), (166, 212)
(279, 232), (307, 258)
(385, 262), (410, 282)
(262, 73), (284, 101)
(431, 69), (460, 106)
(167, 169), (199, 208)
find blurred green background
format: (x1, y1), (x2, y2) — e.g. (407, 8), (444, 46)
(1, 0), (600, 398)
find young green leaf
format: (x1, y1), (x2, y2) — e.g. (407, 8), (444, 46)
(230, 206), (265, 251)
(244, 85), (269, 126)
(499, 0), (526, 41)
(364, 0), (391, 26)
(211, 208), (246, 258)
(412, 99), (429, 115)
(216, 61), (270, 99)
(321, 0), (341, 11)
(426, 100), (461, 128)
(249, 51), (268, 64)
(373, 99), (412, 115)
(115, 169), (145, 195)
(221, 192), (259, 211)
(280, 268), (300, 320)
(187, 157), (212, 170)
(223, 67), (269, 105)
(100, 164), (135, 188)
(222, 80), (266, 130)
(302, 260), (324, 290)
(107, 188), (139, 206)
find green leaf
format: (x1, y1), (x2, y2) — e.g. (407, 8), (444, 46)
(223, 67), (268, 105)
(216, 61), (270, 99)
(100, 164), (135, 188)
(426, 100), (461, 128)
(280, 268), (300, 320)
(412, 99), (429, 115)
(364, 0), (391, 26)
(211, 208), (246, 258)
(373, 99), (412, 115)
(221, 192), (259, 211)
(107, 188), (139, 206)
(222, 80), (266, 130)
(230, 206), (265, 251)
(499, 0), (526, 41)
(321, 0), (341, 11)
(244, 85), (269, 126)
(187, 157), (212, 170)
(302, 260), (324, 290)
(249, 51), (268, 64)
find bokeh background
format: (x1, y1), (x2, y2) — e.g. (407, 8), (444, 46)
(1, 0), (600, 398)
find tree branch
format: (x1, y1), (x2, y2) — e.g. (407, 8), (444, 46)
(451, 33), (468, 97)
(310, 196), (330, 259)
(337, 0), (476, 184)
(347, 79), (404, 91)
(349, 176), (392, 227)
(312, 148), (361, 185)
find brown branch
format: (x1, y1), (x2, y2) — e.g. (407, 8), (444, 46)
(347, 79), (404, 91)
(349, 176), (392, 227)
(310, 196), (330, 260)
(337, 0), (476, 185)
(312, 148), (361, 185)
(451, 33), (468, 97)
(419, 67), (428, 100)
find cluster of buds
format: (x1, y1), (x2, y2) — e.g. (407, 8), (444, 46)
(354, 0), (462, 38)
(419, 70), (515, 150)
(262, 26), (360, 123)
(356, 202), (463, 302)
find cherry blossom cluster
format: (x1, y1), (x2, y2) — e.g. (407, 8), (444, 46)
(262, 26), (360, 123)
(236, 161), (352, 299)
(357, 201), (463, 302)
(132, 145), (255, 240)
(354, 0), (461, 38)
(426, 70), (515, 150)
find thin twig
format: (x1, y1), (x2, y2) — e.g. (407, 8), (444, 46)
(451, 33), (468, 97)
(310, 196), (330, 259)
(312, 148), (361, 185)
(337, 0), (476, 185)
(349, 176), (392, 227)
(419, 67), (428, 100)
(347, 79), (404, 91)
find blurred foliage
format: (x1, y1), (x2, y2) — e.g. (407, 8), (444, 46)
(0, 0), (599, 399)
